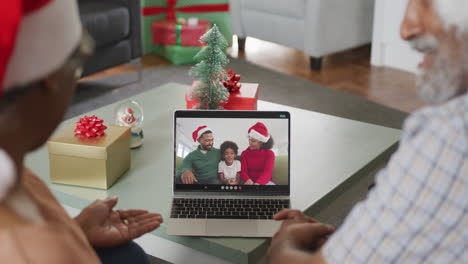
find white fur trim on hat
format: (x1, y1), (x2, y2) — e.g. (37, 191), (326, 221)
(0, 149), (16, 201)
(434, 0), (468, 32)
(3, 0), (82, 90)
(193, 126), (213, 142)
(249, 129), (270, 143)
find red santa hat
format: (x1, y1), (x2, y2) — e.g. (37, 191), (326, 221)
(248, 122), (270, 143)
(192, 125), (212, 142)
(0, 0), (82, 102)
(0, 0), (82, 199)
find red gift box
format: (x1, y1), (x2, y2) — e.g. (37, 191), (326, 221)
(186, 81), (259, 110)
(152, 19), (211, 46)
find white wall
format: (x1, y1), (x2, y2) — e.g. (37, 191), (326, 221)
(371, 0), (422, 73)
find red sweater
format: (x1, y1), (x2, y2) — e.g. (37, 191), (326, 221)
(240, 147), (275, 185)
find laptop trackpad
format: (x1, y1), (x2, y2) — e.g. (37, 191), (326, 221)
(206, 220), (258, 236)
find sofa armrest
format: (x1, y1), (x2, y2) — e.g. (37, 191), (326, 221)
(115, 0), (143, 58)
(304, 0), (375, 57)
(229, 0), (245, 38)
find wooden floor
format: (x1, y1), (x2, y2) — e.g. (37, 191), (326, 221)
(83, 36), (424, 113)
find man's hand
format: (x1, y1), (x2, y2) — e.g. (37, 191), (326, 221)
(268, 209), (334, 259)
(267, 222), (333, 264)
(244, 179), (254, 185)
(75, 196), (163, 248)
(181, 170), (198, 184)
(274, 209), (319, 228)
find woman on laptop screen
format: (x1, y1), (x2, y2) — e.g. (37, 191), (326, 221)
(241, 123), (276, 185)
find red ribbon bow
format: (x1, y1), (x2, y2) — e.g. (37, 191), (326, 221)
(142, 0), (230, 21)
(223, 69), (241, 93)
(75, 115), (107, 138)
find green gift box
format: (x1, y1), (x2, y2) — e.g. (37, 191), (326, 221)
(141, 0), (232, 55)
(164, 45), (202, 65)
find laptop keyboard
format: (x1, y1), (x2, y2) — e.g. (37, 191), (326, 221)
(170, 198), (290, 219)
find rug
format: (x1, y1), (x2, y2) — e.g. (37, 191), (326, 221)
(71, 57), (408, 264)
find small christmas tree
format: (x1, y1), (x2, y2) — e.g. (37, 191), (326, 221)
(190, 24), (229, 109)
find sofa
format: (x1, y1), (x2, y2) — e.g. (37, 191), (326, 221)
(230, 0), (375, 71)
(78, 0), (143, 77)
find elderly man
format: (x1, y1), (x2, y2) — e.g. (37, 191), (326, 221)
(0, 0), (162, 263)
(267, 0), (468, 263)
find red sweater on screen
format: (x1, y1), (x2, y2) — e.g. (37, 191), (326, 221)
(240, 147), (275, 185)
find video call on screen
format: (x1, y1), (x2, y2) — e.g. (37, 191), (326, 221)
(174, 116), (290, 192)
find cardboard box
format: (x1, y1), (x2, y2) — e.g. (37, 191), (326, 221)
(47, 125), (131, 189)
(186, 81), (259, 110)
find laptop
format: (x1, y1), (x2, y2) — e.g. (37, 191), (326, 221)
(167, 110), (291, 237)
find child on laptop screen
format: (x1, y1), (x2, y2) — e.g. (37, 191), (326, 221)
(218, 141), (241, 185)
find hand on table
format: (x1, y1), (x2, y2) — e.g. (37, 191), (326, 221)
(181, 170), (198, 184)
(268, 209), (334, 258)
(274, 209), (319, 228)
(75, 196), (163, 248)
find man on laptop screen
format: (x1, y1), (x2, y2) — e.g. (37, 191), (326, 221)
(176, 126), (222, 184)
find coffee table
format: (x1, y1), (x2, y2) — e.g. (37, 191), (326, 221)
(25, 82), (401, 264)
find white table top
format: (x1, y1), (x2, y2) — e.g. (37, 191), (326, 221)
(26, 83), (401, 264)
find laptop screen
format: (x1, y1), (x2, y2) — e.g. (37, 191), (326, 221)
(174, 110), (290, 195)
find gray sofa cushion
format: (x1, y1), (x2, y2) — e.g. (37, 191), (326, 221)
(242, 0), (305, 19)
(79, 1), (130, 49)
(82, 40), (132, 76)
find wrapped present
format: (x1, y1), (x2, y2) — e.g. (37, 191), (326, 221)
(164, 45), (202, 64)
(141, 0), (231, 55)
(47, 123), (131, 189)
(186, 81), (259, 110)
(152, 19), (210, 46)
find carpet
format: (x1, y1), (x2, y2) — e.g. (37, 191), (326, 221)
(71, 57), (408, 264)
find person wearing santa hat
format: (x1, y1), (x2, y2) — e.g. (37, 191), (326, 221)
(240, 122), (276, 185)
(0, 1), (161, 263)
(176, 125), (222, 184)
(267, 0), (468, 263)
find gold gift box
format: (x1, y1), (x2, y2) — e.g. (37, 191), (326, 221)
(47, 124), (131, 189)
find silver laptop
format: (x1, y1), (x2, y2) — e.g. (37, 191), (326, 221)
(167, 110), (291, 237)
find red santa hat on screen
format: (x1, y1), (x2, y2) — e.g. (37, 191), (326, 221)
(248, 122), (270, 143)
(434, 0), (468, 32)
(0, 0), (82, 102)
(192, 125), (213, 142)
(0, 0), (82, 200)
